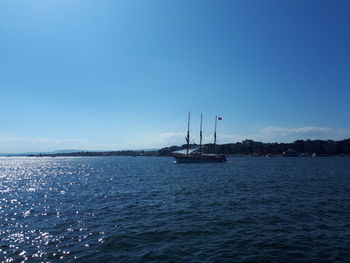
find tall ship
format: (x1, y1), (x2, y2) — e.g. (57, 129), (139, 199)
(173, 112), (227, 163)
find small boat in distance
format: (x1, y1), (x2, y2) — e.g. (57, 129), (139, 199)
(173, 112), (227, 163)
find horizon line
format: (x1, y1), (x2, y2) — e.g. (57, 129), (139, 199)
(1, 137), (349, 155)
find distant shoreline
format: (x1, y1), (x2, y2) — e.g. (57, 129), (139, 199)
(7, 154), (350, 158)
(2, 138), (350, 158)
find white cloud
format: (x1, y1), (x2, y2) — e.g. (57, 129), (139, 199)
(136, 126), (350, 148)
(121, 132), (187, 149)
(1, 126), (350, 153)
(257, 126), (350, 142)
(0, 137), (87, 153)
(261, 126), (329, 134)
(216, 126), (350, 144)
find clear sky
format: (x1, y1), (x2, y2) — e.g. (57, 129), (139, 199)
(0, 0), (349, 153)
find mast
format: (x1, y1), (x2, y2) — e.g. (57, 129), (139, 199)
(214, 115), (217, 154)
(186, 111), (190, 155)
(199, 113), (203, 155)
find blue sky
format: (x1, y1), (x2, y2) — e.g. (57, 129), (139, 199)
(0, 0), (349, 153)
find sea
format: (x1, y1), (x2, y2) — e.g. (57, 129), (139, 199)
(1, 156), (350, 262)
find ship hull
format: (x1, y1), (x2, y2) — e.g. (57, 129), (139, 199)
(174, 154), (227, 163)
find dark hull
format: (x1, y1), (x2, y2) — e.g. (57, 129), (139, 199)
(174, 154), (227, 163)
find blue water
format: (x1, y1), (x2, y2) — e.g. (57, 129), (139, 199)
(1, 157), (350, 262)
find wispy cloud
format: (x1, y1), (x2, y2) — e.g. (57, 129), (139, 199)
(1, 126), (350, 153)
(133, 126), (350, 148)
(0, 137), (87, 153)
(218, 126), (350, 144)
(122, 132), (187, 149)
(259, 126), (350, 142)
(262, 126), (329, 134)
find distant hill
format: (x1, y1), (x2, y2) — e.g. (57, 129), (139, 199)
(0, 149), (83, 156)
(0, 148), (160, 157)
(49, 149), (83, 154)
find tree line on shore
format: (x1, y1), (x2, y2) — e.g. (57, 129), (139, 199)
(159, 138), (350, 156)
(25, 138), (350, 157)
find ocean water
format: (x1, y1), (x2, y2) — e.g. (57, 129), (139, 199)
(1, 156), (350, 262)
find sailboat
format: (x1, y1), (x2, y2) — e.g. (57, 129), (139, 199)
(173, 112), (227, 163)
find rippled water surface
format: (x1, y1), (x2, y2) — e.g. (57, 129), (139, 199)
(1, 156), (350, 262)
